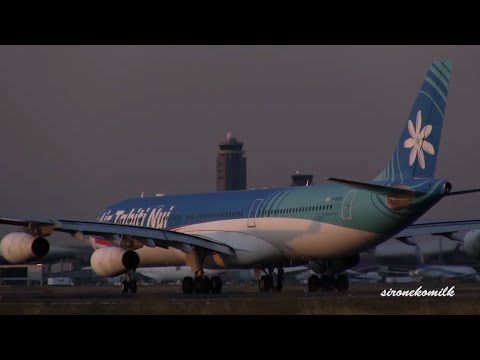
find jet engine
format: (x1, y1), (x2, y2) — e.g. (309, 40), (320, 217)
(0, 232), (50, 263)
(463, 230), (480, 258)
(90, 246), (140, 277)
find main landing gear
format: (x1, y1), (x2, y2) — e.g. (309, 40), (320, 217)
(182, 271), (223, 294)
(121, 270), (138, 294)
(258, 267), (284, 293)
(182, 248), (224, 294)
(307, 274), (349, 292)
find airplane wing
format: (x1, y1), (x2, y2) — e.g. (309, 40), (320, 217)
(395, 219), (480, 239)
(0, 215), (235, 255)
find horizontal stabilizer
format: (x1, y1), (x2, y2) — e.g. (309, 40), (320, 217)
(325, 178), (419, 196)
(397, 219), (480, 238)
(445, 187), (480, 196)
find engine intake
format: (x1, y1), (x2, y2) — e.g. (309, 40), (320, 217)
(90, 246), (140, 277)
(0, 232), (50, 263)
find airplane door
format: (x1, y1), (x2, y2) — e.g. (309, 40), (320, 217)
(341, 190), (357, 220)
(247, 199), (263, 227)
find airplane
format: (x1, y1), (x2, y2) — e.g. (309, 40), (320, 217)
(357, 243), (479, 282)
(408, 244), (478, 281)
(2, 59), (480, 296)
(343, 269), (384, 283)
(366, 230), (477, 267)
(411, 263), (478, 282)
(136, 265), (311, 287)
(136, 266), (258, 289)
(397, 221), (480, 260)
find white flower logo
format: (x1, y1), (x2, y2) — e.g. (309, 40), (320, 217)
(403, 110), (435, 170)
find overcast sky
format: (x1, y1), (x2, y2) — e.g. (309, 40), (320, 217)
(0, 45), (479, 225)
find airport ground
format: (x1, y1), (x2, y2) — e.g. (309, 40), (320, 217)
(0, 281), (479, 315)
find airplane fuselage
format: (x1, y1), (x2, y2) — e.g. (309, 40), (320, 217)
(414, 265), (478, 280)
(93, 179), (449, 270)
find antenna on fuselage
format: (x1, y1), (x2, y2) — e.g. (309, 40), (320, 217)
(141, 192), (144, 198)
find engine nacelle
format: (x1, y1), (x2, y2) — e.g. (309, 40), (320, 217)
(0, 232), (50, 263)
(90, 246), (140, 277)
(464, 230), (480, 258)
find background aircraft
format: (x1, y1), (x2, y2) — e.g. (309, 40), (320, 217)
(358, 243), (480, 282)
(410, 264), (478, 281)
(137, 265), (311, 285)
(407, 244), (478, 281)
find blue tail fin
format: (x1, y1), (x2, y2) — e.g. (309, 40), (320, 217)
(375, 60), (453, 182)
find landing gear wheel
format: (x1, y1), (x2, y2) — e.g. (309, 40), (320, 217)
(259, 277), (266, 292)
(277, 268), (285, 292)
(121, 281), (129, 294)
(308, 275), (320, 292)
(276, 278), (283, 292)
(320, 275), (336, 292)
(259, 275), (273, 292)
(182, 276), (194, 294)
(274, 268), (284, 293)
(130, 281), (137, 293)
(193, 276), (211, 294)
(335, 274), (349, 292)
(210, 276), (223, 294)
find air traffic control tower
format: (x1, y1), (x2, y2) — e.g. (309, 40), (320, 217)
(216, 132), (246, 191)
